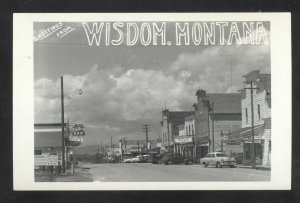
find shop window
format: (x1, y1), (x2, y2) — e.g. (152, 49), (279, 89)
(245, 108), (248, 124)
(189, 125), (191, 135)
(269, 141), (271, 151)
(34, 150), (42, 155)
(257, 104), (261, 120)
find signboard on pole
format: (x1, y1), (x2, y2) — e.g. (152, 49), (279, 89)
(174, 136), (193, 144)
(69, 136), (83, 142)
(34, 155), (59, 166)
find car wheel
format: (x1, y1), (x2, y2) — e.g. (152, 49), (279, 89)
(203, 163), (208, 167)
(216, 162), (222, 168)
(229, 165), (235, 168)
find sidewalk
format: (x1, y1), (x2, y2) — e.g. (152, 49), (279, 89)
(236, 164), (271, 170)
(54, 166), (93, 182)
(35, 166), (93, 182)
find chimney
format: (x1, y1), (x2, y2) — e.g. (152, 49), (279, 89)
(195, 89), (206, 98)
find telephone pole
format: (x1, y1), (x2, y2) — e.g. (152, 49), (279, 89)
(244, 80), (259, 169)
(124, 137), (127, 154)
(60, 76), (65, 174)
(142, 124), (151, 153)
(211, 102), (215, 152)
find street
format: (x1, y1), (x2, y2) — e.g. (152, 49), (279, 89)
(81, 163), (270, 182)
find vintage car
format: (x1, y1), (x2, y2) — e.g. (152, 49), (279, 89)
(158, 153), (194, 165)
(139, 154), (150, 163)
(200, 152), (236, 168)
(123, 157), (135, 163)
(148, 154), (164, 164)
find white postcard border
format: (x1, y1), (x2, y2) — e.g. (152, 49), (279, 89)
(13, 13), (291, 190)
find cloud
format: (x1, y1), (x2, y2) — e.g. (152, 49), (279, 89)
(34, 42), (270, 145)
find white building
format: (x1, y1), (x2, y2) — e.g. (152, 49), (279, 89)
(240, 70), (271, 166)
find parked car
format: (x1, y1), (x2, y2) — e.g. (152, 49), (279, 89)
(158, 153), (194, 165)
(123, 157), (135, 163)
(131, 155), (143, 163)
(148, 154), (163, 164)
(139, 154), (150, 163)
(200, 152), (236, 168)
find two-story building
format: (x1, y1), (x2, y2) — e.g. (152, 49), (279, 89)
(160, 109), (193, 153)
(240, 70), (271, 166)
(174, 113), (195, 157)
(194, 89), (242, 158)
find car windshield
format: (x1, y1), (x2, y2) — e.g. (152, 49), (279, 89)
(216, 153), (228, 157)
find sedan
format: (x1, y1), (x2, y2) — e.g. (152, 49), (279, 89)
(200, 152), (236, 168)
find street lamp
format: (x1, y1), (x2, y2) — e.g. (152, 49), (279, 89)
(60, 76), (82, 174)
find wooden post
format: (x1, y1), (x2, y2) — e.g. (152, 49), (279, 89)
(61, 76), (65, 174)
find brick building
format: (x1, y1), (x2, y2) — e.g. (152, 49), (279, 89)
(194, 89), (242, 158)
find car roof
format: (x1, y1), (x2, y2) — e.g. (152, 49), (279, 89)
(208, 152), (227, 154)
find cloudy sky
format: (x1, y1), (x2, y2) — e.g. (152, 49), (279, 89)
(34, 22), (270, 146)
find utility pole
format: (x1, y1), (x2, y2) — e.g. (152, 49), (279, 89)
(111, 136), (112, 153)
(60, 76), (65, 174)
(124, 137), (127, 154)
(244, 80), (259, 169)
(211, 102), (215, 152)
(205, 99), (210, 153)
(220, 130), (224, 152)
(142, 124), (151, 153)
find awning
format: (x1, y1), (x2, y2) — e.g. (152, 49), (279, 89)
(224, 124), (264, 144)
(240, 124), (264, 138)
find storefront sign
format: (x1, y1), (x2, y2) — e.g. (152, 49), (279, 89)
(72, 123), (85, 136)
(34, 155), (59, 166)
(72, 130), (85, 136)
(174, 136), (193, 144)
(69, 136), (83, 142)
(244, 140), (261, 144)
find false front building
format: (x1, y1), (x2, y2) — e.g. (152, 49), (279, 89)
(160, 109), (193, 153)
(240, 70), (271, 166)
(193, 89), (242, 158)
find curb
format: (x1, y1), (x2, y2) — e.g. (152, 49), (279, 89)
(236, 165), (271, 171)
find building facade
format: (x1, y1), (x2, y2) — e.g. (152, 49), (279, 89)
(240, 70), (271, 166)
(174, 113), (195, 157)
(160, 109), (193, 153)
(194, 89), (242, 158)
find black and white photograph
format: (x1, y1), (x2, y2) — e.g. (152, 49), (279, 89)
(13, 13), (291, 190)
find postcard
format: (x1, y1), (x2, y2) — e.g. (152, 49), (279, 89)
(13, 13), (291, 190)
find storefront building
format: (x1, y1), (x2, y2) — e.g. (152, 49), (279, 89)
(194, 89), (242, 158)
(240, 70), (271, 166)
(160, 109), (193, 153)
(34, 123), (84, 168)
(174, 113), (195, 157)
(34, 123), (65, 162)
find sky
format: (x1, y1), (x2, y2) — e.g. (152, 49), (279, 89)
(34, 22), (270, 146)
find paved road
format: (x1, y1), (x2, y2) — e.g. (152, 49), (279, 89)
(81, 163), (270, 182)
